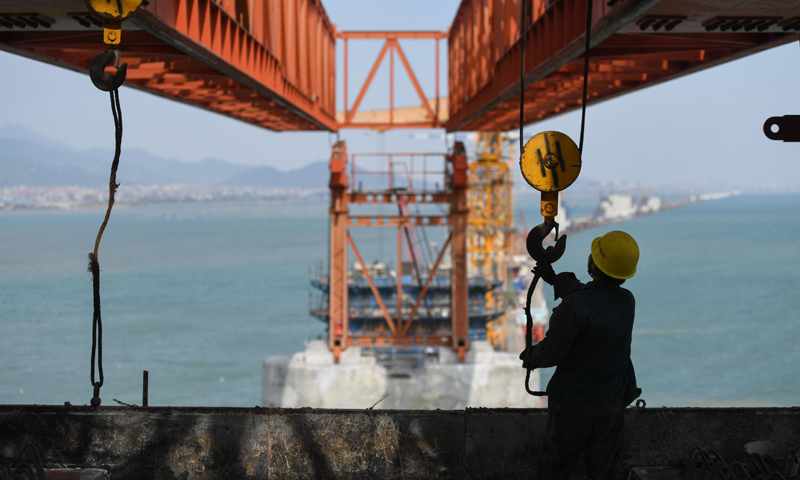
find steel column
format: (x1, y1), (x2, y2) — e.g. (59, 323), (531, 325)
(448, 142), (470, 362)
(328, 141), (349, 362)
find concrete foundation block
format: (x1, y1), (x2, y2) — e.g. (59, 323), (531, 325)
(263, 341), (544, 409)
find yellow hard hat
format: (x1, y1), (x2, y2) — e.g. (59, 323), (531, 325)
(591, 231), (639, 280)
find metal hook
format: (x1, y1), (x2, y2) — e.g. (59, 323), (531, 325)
(526, 220), (567, 265)
(89, 49), (127, 92)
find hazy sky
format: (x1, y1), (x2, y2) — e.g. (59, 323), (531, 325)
(0, 0), (798, 189)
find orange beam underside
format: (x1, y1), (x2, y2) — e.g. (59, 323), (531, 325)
(446, 0), (800, 132)
(1, 0), (799, 132)
(466, 31), (791, 131)
(0, 0), (337, 132)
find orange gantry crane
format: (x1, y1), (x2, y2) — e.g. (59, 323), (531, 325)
(324, 140), (471, 362)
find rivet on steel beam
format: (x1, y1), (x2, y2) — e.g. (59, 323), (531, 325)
(72, 15), (92, 28)
(638, 19), (654, 31)
(759, 20), (777, 31)
(21, 15), (39, 28)
(744, 20), (765, 32)
(651, 19), (669, 31)
(784, 21), (800, 32)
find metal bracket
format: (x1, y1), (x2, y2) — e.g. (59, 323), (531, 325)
(764, 115), (800, 142)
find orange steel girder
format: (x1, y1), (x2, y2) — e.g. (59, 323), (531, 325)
(0, 0), (337, 131)
(325, 142), (470, 362)
(337, 31), (447, 130)
(4, 1), (798, 133)
(446, 0), (800, 132)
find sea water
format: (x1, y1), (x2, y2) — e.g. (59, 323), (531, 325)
(0, 194), (798, 407)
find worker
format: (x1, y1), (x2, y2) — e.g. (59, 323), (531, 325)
(519, 230), (641, 480)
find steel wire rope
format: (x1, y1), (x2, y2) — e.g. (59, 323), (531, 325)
(520, 0), (594, 397)
(88, 87), (123, 407)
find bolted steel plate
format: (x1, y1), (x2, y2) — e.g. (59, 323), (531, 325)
(519, 131), (581, 192)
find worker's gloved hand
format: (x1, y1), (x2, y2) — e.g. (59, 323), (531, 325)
(533, 262), (556, 285)
(519, 347), (532, 369)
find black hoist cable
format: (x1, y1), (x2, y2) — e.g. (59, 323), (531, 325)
(523, 273), (546, 396)
(520, 0), (594, 397)
(578, 0), (594, 156)
(88, 86), (123, 407)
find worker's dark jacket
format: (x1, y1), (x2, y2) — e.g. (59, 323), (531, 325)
(520, 273), (641, 415)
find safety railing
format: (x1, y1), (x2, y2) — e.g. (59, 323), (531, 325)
(349, 152), (449, 195)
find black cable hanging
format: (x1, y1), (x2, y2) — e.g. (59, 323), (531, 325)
(519, 0), (527, 164)
(578, 0), (594, 156)
(89, 87), (123, 407)
(521, 0), (594, 397)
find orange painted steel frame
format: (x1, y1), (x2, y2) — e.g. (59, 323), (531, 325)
(137, 0), (336, 130)
(338, 31), (447, 130)
(446, 0), (799, 132)
(328, 141), (349, 361)
(4, 1), (800, 133)
(326, 141), (470, 363)
(0, 0), (337, 131)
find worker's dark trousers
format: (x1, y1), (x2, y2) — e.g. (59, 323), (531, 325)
(536, 409), (625, 480)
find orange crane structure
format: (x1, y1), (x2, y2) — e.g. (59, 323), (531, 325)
(1, 0), (798, 363)
(1, 0), (797, 132)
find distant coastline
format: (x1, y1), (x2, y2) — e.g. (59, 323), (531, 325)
(0, 185), (328, 211)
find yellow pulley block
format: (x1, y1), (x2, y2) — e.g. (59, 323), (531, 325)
(519, 131), (581, 220)
(85, 0), (143, 45)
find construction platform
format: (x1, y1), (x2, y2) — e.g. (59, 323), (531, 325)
(1, 405), (798, 479)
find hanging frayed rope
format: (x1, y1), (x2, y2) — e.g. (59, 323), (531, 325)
(89, 87), (123, 407)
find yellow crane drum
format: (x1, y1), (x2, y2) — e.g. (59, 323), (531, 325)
(519, 131), (582, 220)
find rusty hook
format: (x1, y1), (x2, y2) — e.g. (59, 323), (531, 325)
(526, 220), (567, 265)
(90, 49), (127, 92)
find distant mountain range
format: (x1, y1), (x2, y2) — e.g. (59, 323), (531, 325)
(0, 124), (330, 188)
